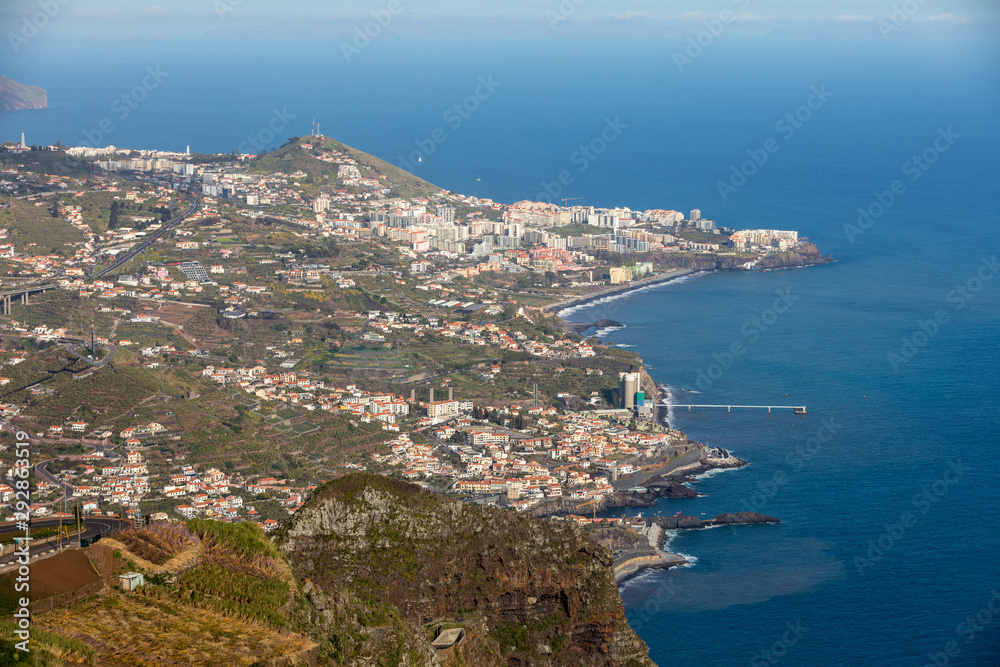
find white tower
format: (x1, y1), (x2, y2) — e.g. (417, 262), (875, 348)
(20, 132), (26, 148)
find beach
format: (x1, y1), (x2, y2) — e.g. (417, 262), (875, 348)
(546, 268), (698, 315)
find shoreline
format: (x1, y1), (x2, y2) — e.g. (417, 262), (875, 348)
(614, 551), (687, 583)
(545, 261), (793, 586)
(548, 254), (831, 322)
(545, 268), (699, 317)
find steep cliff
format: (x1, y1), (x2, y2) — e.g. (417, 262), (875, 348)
(279, 474), (657, 667)
(0, 76), (47, 112)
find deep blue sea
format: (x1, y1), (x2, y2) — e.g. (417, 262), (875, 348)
(3, 37), (999, 666)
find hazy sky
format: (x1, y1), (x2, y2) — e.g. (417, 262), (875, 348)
(1, 0), (997, 42)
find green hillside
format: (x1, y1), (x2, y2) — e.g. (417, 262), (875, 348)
(249, 136), (442, 199)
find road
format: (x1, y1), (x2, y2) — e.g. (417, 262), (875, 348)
(33, 459), (73, 506)
(0, 517), (131, 571)
(63, 340), (117, 367)
(93, 187), (201, 279)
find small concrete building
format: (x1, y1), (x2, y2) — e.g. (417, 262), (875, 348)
(432, 627), (465, 650)
(119, 573), (144, 591)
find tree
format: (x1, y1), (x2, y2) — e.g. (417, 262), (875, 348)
(108, 200), (120, 229)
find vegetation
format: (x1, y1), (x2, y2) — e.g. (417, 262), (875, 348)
(0, 195), (83, 252)
(113, 522), (198, 565)
(247, 137), (440, 199)
(35, 593), (311, 667)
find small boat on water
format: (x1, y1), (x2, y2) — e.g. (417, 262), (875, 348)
(674, 511), (682, 516)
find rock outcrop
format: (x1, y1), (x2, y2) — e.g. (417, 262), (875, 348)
(651, 243), (830, 271)
(279, 474), (657, 666)
(0, 76), (47, 112)
(652, 512), (780, 532)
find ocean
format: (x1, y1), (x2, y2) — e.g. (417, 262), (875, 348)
(3, 36), (999, 666)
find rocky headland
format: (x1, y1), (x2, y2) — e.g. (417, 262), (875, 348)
(0, 76), (47, 112)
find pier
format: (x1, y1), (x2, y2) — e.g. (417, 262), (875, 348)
(660, 404), (807, 414)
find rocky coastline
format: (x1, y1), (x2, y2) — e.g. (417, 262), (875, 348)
(548, 246), (831, 319)
(546, 262), (793, 590)
(609, 511), (780, 584)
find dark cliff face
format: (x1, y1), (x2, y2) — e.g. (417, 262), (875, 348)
(0, 76), (47, 112)
(279, 474), (657, 667)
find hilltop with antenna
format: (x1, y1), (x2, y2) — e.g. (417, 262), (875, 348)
(248, 134), (442, 199)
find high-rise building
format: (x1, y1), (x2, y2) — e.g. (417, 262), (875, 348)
(690, 208), (701, 221)
(619, 372), (641, 410)
(438, 205), (455, 224)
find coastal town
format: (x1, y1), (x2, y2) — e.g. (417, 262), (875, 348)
(0, 135), (820, 534)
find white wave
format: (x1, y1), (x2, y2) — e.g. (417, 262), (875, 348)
(556, 271), (709, 319)
(676, 552), (699, 568)
(661, 384), (677, 426)
(661, 529), (678, 550)
(697, 523), (726, 531)
(660, 529), (699, 568)
(616, 343), (635, 348)
(690, 464), (742, 481)
(617, 568), (662, 591)
(594, 326), (625, 337)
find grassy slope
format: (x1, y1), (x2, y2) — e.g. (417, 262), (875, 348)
(0, 150), (95, 178)
(29, 520), (313, 666)
(0, 195), (84, 252)
(248, 137), (441, 199)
